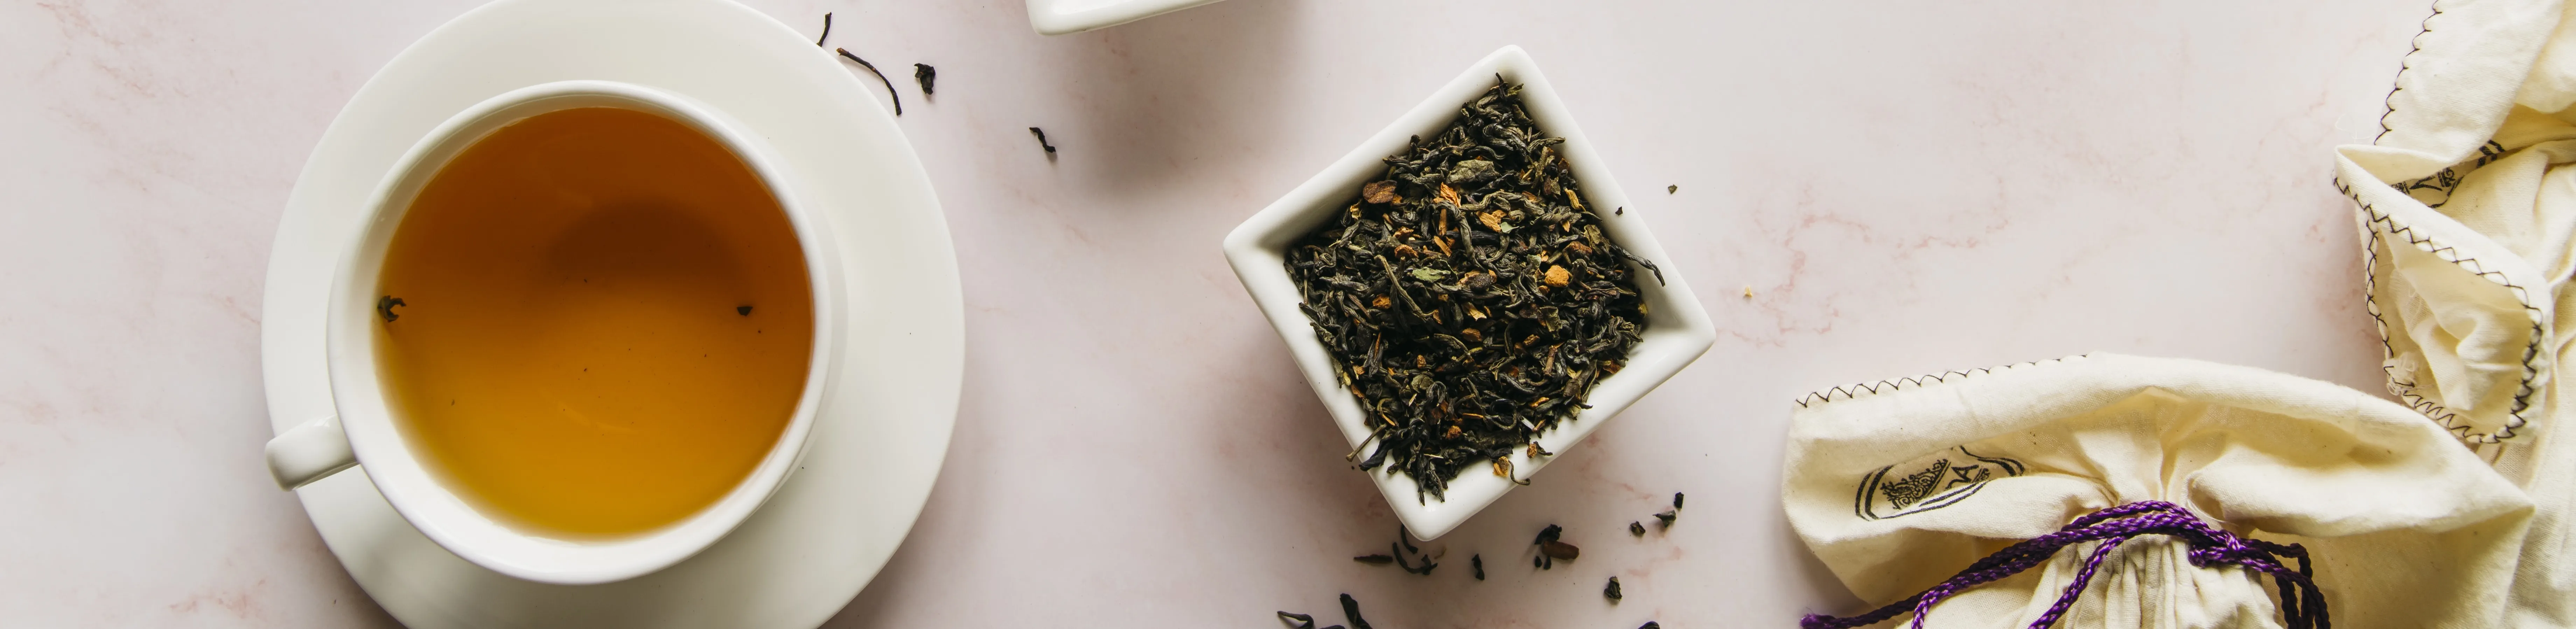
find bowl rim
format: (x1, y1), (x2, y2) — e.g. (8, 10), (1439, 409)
(324, 79), (844, 584)
(1221, 45), (1716, 539)
(1023, 0), (1233, 35)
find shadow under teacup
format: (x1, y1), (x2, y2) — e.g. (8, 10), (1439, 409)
(262, 80), (842, 585)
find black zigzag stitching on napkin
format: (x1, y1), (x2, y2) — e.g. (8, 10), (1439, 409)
(1792, 355), (2088, 408)
(2337, 176), (2541, 444)
(2376, 0), (2446, 144)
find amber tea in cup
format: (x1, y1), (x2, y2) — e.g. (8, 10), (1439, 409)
(372, 106), (815, 538)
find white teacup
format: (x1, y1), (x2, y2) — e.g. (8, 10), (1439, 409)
(261, 80), (841, 585)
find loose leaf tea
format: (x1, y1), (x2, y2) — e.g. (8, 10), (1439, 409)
(1358, 525), (1439, 575)
(1640, 622), (1661, 629)
(1393, 542), (1437, 575)
(1472, 554), (1485, 580)
(914, 63), (937, 95)
(378, 295), (406, 322)
(1278, 612), (1314, 629)
(1532, 523), (1577, 569)
(834, 48), (902, 116)
(1654, 509), (1678, 528)
(1629, 521), (1645, 536)
(1535, 524), (1563, 544)
(813, 12), (831, 47)
(1340, 593), (1374, 629)
(1604, 576), (1623, 600)
(1287, 77), (1652, 502)
(1673, 492), (1685, 509)
(1030, 127), (1057, 155)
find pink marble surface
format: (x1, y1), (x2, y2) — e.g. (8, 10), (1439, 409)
(0, 0), (2432, 626)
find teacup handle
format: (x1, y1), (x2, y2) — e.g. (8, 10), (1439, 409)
(265, 415), (357, 490)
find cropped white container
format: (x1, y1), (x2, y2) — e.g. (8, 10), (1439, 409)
(1024, 0), (1232, 35)
(1223, 46), (1716, 539)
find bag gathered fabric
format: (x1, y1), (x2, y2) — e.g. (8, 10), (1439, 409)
(2335, 0), (2576, 623)
(1783, 354), (2531, 628)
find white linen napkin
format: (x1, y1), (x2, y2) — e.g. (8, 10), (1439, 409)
(2335, 0), (2576, 622)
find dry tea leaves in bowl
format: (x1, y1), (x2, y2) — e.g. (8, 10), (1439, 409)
(1286, 77), (1651, 502)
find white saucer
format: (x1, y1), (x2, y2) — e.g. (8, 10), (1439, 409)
(258, 0), (961, 626)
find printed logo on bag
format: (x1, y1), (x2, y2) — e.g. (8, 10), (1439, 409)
(1855, 446), (2025, 521)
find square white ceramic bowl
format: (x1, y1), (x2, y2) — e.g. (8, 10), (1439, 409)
(1025, 0), (1232, 35)
(1223, 45), (1716, 539)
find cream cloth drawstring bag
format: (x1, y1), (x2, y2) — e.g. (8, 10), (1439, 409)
(2335, 0), (2576, 623)
(1783, 354), (2530, 628)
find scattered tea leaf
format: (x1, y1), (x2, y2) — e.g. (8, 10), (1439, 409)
(1654, 509), (1678, 528)
(1278, 611), (1315, 629)
(736, 305), (753, 316)
(913, 63), (937, 95)
(1353, 554), (1394, 565)
(1640, 622), (1661, 629)
(833, 48), (902, 116)
(1604, 576), (1623, 601)
(1540, 540), (1581, 561)
(1673, 492), (1685, 509)
(1629, 521), (1645, 536)
(1667, 184), (1676, 194)
(1472, 554), (1485, 580)
(813, 12), (831, 47)
(1340, 593), (1373, 629)
(1030, 127), (1057, 155)
(1534, 524), (1563, 545)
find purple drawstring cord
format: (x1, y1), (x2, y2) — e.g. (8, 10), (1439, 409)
(1798, 501), (2326, 629)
